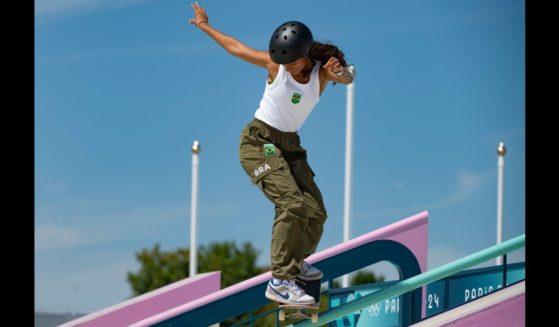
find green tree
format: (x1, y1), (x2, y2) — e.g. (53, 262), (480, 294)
(351, 270), (385, 285)
(127, 243), (189, 295)
(127, 241), (264, 326)
(127, 241), (261, 295)
(198, 241), (260, 289)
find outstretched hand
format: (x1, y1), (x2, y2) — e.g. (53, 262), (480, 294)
(188, 2), (209, 28)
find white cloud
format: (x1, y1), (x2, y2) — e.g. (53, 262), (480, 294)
(428, 170), (491, 210)
(35, 255), (138, 313)
(35, 199), (187, 252)
(34, 197), (189, 313)
(35, 224), (86, 252)
(359, 169), (492, 220)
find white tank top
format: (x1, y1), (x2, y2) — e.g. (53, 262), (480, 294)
(254, 61), (321, 132)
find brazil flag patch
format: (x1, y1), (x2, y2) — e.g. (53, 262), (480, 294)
(264, 144), (276, 156)
(291, 92), (302, 104)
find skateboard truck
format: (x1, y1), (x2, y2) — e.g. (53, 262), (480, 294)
(278, 303), (319, 323)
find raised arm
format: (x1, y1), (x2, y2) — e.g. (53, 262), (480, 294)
(188, 2), (271, 69)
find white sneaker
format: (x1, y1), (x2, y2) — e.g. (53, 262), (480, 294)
(297, 261), (323, 281)
(265, 279), (315, 304)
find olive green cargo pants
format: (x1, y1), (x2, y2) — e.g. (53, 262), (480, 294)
(239, 118), (327, 280)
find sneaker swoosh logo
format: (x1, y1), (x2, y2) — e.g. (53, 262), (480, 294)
(271, 287), (290, 300)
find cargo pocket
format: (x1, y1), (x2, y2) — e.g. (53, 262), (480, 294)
(240, 139), (286, 185)
(249, 155), (285, 185)
(256, 164), (300, 205)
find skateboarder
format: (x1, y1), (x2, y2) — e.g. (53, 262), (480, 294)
(188, 2), (354, 304)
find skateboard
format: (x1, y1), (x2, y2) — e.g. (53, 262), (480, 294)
(276, 277), (322, 323)
(278, 303), (319, 323)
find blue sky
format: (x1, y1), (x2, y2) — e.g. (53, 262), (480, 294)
(35, 0), (525, 314)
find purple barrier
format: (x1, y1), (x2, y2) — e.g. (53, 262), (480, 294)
(131, 211), (429, 327)
(60, 271), (221, 327)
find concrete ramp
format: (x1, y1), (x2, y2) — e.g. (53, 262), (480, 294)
(411, 281), (525, 327)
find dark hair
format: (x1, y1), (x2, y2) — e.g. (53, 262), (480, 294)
(308, 41), (348, 67)
(302, 41), (348, 78)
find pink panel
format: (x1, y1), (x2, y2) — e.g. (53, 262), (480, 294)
(61, 271), (221, 327)
(444, 292), (525, 327)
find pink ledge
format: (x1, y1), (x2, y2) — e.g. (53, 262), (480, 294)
(131, 211), (429, 327)
(60, 271), (221, 327)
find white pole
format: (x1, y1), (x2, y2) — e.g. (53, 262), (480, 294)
(342, 71), (355, 288)
(496, 142), (506, 265)
(190, 140), (201, 277)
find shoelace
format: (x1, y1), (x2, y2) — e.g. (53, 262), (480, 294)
(286, 280), (304, 296)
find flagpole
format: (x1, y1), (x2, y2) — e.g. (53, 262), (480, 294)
(189, 140), (201, 277)
(342, 71), (355, 288)
(496, 142), (506, 265)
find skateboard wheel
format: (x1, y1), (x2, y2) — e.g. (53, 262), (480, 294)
(279, 309), (285, 321)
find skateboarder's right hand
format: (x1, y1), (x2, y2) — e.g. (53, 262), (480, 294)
(188, 2), (209, 28)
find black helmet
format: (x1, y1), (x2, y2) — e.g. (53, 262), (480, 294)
(269, 21), (313, 64)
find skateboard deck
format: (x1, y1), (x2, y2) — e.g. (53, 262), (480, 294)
(278, 303), (319, 323)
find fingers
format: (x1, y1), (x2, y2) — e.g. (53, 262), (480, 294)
(191, 2), (207, 18)
(191, 2), (205, 13)
(323, 57), (342, 72)
(324, 57), (337, 66)
(189, 1), (208, 26)
(328, 57), (340, 67)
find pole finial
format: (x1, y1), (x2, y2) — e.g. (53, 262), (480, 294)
(192, 140), (201, 154)
(497, 142), (506, 156)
